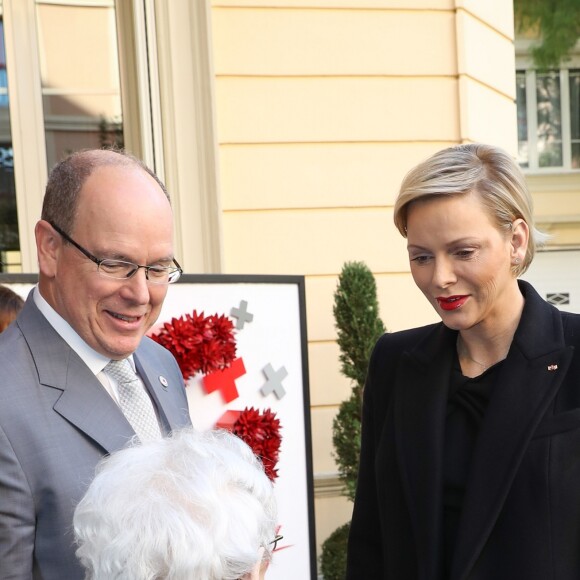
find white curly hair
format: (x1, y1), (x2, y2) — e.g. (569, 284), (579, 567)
(73, 427), (277, 580)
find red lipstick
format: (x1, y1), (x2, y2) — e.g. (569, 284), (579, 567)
(436, 295), (468, 311)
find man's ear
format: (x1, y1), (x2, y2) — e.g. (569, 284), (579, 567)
(35, 220), (61, 278)
(510, 218), (529, 264)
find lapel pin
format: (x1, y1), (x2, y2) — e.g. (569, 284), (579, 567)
(547, 364), (558, 372)
(158, 375), (169, 389)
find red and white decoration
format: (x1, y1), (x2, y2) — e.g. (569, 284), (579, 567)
(150, 278), (315, 580)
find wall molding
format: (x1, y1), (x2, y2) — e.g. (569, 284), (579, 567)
(314, 471), (344, 498)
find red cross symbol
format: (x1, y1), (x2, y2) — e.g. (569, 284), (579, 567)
(216, 409), (242, 429)
(202, 357), (246, 403)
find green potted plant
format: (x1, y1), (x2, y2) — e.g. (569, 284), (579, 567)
(320, 261), (385, 579)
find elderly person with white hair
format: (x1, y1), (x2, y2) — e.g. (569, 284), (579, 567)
(73, 428), (278, 580)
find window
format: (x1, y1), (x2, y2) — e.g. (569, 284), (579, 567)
(35, 1), (124, 170)
(0, 1), (218, 275)
(0, 12), (18, 272)
(0, 0), (134, 273)
(516, 68), (580, 171)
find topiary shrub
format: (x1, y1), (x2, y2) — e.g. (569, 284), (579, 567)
(320, 522), (350, 580)
(332, 261), (385, 501)
(319, 261), (386, 578)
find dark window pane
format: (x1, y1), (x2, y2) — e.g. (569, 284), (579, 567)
(572, 78), (580, 171)
(570, 70), (580, 141)
(536, 71), (563, 167)
(516, 71), (529, 167)
(572, 143), (580, 169)
(571, 68), (579, 170)
(0, 16), (19, 272)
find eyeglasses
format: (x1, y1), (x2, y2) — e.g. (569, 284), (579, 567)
(49, 221), (183, 285)
(269, 534), (283, 552)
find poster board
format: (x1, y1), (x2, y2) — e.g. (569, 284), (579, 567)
(0, 273), (317, 580)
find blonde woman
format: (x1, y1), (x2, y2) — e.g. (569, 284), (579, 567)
(347, 144), (580, 580)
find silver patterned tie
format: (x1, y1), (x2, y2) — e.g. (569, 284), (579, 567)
(104, 358), (162, 442)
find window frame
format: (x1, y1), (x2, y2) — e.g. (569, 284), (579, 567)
(1, 0), (222, 274)
(516, 39), (580, 175)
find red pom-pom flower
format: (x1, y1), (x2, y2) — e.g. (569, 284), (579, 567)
(232, 407), (282, 482)
(150, 311), (236, 380)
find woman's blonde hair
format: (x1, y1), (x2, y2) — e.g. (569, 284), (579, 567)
(393, 143), (548, 276)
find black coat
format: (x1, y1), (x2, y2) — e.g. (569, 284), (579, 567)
(347, 280), (580, 580)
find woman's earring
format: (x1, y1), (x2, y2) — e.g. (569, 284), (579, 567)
(514, 257), (521, 265)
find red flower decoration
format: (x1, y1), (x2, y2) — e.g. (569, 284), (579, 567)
(232, 407), (282, 482)
(150, 311), (236, 381)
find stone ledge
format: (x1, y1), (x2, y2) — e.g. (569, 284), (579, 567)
(313, 471), (344, 498)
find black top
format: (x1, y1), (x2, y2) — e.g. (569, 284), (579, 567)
(443, 357), (503, 577)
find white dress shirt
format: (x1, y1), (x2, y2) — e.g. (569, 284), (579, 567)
(33, 286), (137, 405)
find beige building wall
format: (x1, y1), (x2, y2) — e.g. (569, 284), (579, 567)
(209, 0), (517, 561)
(9, 0), (580, 570)
(528, 174), (580, 247)
(0, 0), (521, 571)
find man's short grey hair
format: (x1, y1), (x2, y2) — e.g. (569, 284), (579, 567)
(73, 428), (277, 580)
(41, 148), (169, 236)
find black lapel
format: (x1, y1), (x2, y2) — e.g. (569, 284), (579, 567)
(395, 323), (457, 580)
(451, 281), (572, 580)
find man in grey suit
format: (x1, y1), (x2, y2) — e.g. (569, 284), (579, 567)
(0, 149), (191, 579)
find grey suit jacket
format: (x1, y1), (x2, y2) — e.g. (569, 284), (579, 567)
(0, 293), (191, 579)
